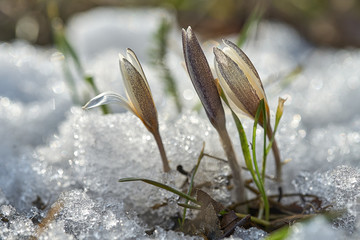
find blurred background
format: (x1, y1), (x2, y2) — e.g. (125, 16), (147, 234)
(1, 0), (360, 47)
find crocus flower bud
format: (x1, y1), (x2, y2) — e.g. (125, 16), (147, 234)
(118, 49), (159, 133)
(83, 48), (170, 172)
(276, 97), (286, 124)
(214, 40), (283, 181)
(214, 39), (269, 124)
(83, 48), (158, 133)
(182, 27), (246, 203)
(182, 26), (226, 131)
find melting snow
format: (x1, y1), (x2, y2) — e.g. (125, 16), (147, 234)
(1, 7), (360, 240)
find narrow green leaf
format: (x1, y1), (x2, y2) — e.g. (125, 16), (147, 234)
(252, 99), (263, 177)
(217, 84), (252, 168)
(178, 202), (201, 210)
(150, 18), (182, 112)
(62, 35), (83, 73)
(119, 177), (198, 204)
(62, 61), (80, 104)
(237, 3), (265, 47)
(219, 85), (267, 218)
(252, 99), (270, 221)
(265, 226), (290, 240)
(280, 65), (303, 89)
(181, 142), (206, 226)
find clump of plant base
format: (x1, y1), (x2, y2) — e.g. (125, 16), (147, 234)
(82, 27), (332, 239)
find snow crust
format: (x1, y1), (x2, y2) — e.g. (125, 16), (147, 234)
(1, 7), (360, 240)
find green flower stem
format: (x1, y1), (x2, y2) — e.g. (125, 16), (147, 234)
(218, 87), (249, 207)
(253, 100), (270, 221)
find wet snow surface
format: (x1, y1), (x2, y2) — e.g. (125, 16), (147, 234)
(1, 7), (360, 239)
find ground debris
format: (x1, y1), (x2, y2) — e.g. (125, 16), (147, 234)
(181, 190), (250, 239)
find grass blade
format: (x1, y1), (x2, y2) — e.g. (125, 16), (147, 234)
(181, 142), (206, 225)
(265, 226), (290, 240)
(237, 3), (265, 47)
(119, 177), (198, 204)
(178, 202), (201, 210)
(150, 18), (182, 112)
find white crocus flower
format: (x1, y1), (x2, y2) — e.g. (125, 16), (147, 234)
(214, 39), (269, 122)
(214, 40), (282, 181)
(83, 48), (170, 172)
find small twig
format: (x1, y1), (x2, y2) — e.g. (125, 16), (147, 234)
(228, 192), (320, 211)
(228, 196), (262, 210)
(177, 165), (189, 176)
(245, 181), (260, 195)
(277, 186), (283, 202)
(203, 153), (228, 163)
(268, 193), (319, 200)
(270, 213), (315, 229)
(302, 202), (320, 214)
(33, 200), (64, 239)
(235, 213), (270, 227)
(151, 202), (168, 210)
(220, 215), (251, 238)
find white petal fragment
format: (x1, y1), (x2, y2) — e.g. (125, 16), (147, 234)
(82, 91), (135, 114)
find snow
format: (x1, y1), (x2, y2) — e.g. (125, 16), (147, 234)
(1, 7), (360, 239)
(287, 216), (344, 240)
(293, 166), (360, 233)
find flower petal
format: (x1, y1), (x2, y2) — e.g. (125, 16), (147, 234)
(214, 47), (260, 118)
(119, 57), (158, 132)
(82, 91), (136, 115)
(125, 48), (149, 88)
(214, 58), (251, 118)
(222, 39), (266, 101)
(182, 26), (225, 130)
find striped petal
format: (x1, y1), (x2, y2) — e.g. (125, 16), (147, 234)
(118, 55), (158, 132)
(214, 47), (259, 118)
(125, 48), (148, 88)
(214, 39), (269, 120)
(222, 40), (265, 101)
